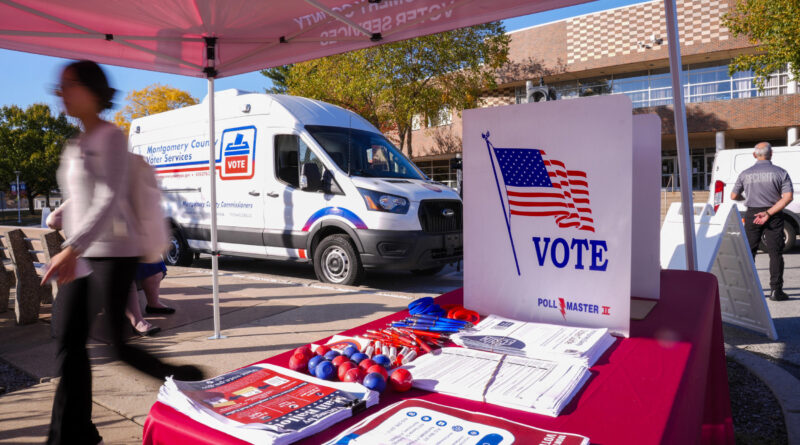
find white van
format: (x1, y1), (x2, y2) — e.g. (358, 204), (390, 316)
(709, 146), (800, 251)
(129, 90), (463, 285)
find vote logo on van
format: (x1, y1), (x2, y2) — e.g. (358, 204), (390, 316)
(220, 126), (256, 180)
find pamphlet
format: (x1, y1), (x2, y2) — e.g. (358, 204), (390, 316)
(451, 314), (616, 367)
(325, 399), (589, 445)
(157, 363), (378, 444)
(403, 348), (590, 417)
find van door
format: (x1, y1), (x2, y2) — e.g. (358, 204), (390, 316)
(263, 130), (346, 259)
(205, 123), (267, 256)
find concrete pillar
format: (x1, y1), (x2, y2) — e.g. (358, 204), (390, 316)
(787, 64), (797, 94)
(715, 131), (726, 152)
(789, 127), (799, 146)
(525, 80), (534, 104)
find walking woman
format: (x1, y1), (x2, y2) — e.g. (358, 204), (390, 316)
(43, 60), (202, 445)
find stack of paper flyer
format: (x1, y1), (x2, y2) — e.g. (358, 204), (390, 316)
(403, 348), (590, 417)
(451, 314), (616, 367)
(158, 363), (378, 445)
(325, 399), (589, 445)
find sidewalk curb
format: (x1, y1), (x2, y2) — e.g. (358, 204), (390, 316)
(725, 343), (800, 445)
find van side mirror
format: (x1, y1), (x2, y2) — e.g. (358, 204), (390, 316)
(323, 170), (343, 195)
(300, 163), (322, 192)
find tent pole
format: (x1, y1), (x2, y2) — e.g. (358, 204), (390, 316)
(664, 0), (697, 271)
(205, 37), (224, 340)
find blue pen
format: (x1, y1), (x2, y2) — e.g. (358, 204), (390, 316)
(405, 317), (468, 327)
(390, 322), (463, 332)
(410, 314), (470, 325)
(399, 319), (464, 329)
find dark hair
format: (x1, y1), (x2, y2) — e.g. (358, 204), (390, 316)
(64, 60), (116, 110)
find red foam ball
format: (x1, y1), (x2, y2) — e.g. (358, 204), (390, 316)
(294, 345), (314, 360)
(359, 358), (377, 372)
(331, 355), (350, 367)
(390, 368), (413, 392)
(315, 345), (331, 356)
(343, 367), (365, 384)
(337, 361), (357, 380)
(366, 364), (388, 380)
(288, 352), (310, 372)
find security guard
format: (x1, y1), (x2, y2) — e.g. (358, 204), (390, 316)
(731, 142), (794, 301)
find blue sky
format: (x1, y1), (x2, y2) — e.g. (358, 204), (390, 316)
(0, 0), (646, 112)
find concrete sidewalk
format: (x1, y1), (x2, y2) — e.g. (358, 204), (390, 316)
(0, 266), (432, 444)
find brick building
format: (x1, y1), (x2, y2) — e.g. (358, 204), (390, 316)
(410, 0), (799, 191)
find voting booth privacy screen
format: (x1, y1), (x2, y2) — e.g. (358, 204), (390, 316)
(661, 202), (777, 339)
(463, 95), (637, 337)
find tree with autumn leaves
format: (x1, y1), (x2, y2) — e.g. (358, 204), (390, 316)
(723, 0), (800, 86)
(262, 23), (509, 157)
(114, 84), (198, 135)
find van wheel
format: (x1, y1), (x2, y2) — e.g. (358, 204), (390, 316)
(313, 234), (364, 286)
(759, 222), (797, 253)
(411, 265), (445, 276)
(165, 228), (194, 266)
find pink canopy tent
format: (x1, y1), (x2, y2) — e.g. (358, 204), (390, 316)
(0, 0), (698, 338)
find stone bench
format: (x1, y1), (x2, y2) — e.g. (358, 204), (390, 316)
(0, 226), (60, 325)
(0, 233), (17, 314)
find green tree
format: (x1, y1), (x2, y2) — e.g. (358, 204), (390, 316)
(0, 104), (79, 212)
(267, 23), (510, 157)
(114, 84), (198, 135)
(260, 65), (293, 94)
(723, 0), (800, 86)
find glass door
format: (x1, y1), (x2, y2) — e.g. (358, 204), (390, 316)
(662, 156), (678, 191)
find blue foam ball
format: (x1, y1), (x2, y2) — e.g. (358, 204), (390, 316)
(324, 350), (341, 361)
(314, 360), (335, 380)
(342, 345), (359, 358)
(363, 372), (387, 392)
(350, 352), (368, 364)
(372, 354), (391, 368)
(307, 355), (325, 374)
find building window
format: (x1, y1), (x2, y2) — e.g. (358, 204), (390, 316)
(427, 108), (452, 127)
(548, 60), (790, 109)
(414, 158), (457, 189)
(411, 114), (422, 131)
(515, 86), (527, 104)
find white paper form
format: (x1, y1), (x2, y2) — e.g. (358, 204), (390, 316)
(403, 348), (591, 417)
(452, 315), (615, 366)
(405, 348), (500, 400)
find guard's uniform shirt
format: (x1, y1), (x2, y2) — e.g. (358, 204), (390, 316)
(731, 160), (793, 208)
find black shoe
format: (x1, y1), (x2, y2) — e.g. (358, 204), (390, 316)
(134, 324), (161, 337)
(172, 365), (204, 381)
(769, 289), (789, 301)
(145, 305), (176, 314)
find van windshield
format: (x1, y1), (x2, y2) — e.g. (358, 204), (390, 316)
(305, 125), (426, 180)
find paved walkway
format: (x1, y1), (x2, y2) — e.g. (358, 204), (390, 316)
(0, 266), (441, 444)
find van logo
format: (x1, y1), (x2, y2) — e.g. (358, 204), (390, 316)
(442, 209), (455, 217)
(220, 126), (257, 180)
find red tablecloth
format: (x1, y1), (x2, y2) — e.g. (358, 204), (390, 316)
(143, 269), (734, 445)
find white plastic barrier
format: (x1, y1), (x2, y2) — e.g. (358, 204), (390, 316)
(660, 202), (777, 339)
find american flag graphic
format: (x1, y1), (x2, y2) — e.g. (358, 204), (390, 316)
(493, 147), (595, 232)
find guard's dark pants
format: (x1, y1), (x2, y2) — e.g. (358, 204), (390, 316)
(47, 257), (177, 445)
(744, 207), (785, 291)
